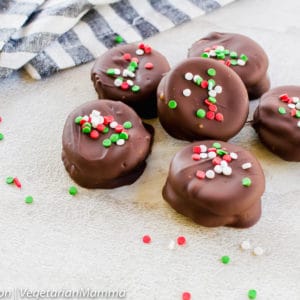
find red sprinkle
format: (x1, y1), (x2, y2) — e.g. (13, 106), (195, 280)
(80, 119), (87, 125)
(193, 146), (201, 154)
(182, 292), (191, 300)
(97, 124), (105, 132)
(290, 108), (296, 117)
(142, 235), (151, 244)
(196, 170), (205, 179)
(90, 130), (99, 139)
(144, 62), (153, 69)
(192, 154), (201, 161)
(131, 57), (139, 63)
(204, 47), (211, 52)
(121, 82), (129, 90)
(114, 124), (124, 133)
(104, 115), (114, 125)
(208, 147), (217, 152)
(0, 116), (2, 123)
(206, 111), (215, 120)
(138, 43), (145, 50)
(177, 236), (186, 246)
(212, 45), (218, 50)
(144, 46), (152, 54)
(215, 113), (224, 122)
(222, 154), (232, 162)
(204, 99), (211, 106)
(201, 80), (208, 89)
(123, 53), (131, 61)
(225, 60), (231, 66)
(212, 157), (222, 165)
(279, 93), (289, 101)
(14, 177), (22, 188)
(208, 104), (217, 112)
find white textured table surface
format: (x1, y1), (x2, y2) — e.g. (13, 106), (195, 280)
(1, 0), (300, 299)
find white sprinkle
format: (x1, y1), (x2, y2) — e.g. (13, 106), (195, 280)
(183, 89), (191, 97)
(91, 116), (104, 128)
(237, 59), (246, 66)
(193, 74), (202, 83)
(214, 165), (223, 174)
(288, 103), (296, 109)
(206, 170), (215, 179)
(208, 90), (217, 97)
(200, 153), (208, 159)
(168, 240), (175, 250)
(209, 50), (216, 57)
(222, 166), (232, 176)
(136, 49), (144, 55)
(220, 160), (228, 167)
(127, 79), (134, 86)
(114, 68), (121, 75)
(116, 139), (125, 146)
(82, 115), (89, 121)
(208, 151), (217, 159)
(253, 246), (264, 256)
(91, 110), (100, 117)
(242, 162), (252, 170)
(200, 145), (207, 153)
(122, 69), (130, 77)
(214, 85), (223, 94)
(292, 96), (299, 103)
(184, 72), (193, 80)
(127, 71), (135, 78)
(109, 121), (118, 129)
(216, 45), (225, 51)
(240, 240), (251, 250)
(296, 103), (300, 110)
(298, 121), (300, 128)
(230, 152), (238, 159)
(114, 78), (123, 87)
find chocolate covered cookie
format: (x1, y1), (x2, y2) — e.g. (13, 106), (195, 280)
(157, 57), (248, 141)
(188, 32), (270, 99)
(163, 141), (265, 228)
(91, 43), (170, 119)
(252, 86), (300, 161)
(62, 100), (153, 188)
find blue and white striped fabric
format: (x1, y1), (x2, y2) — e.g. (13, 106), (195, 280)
(0, 0), (236, 80)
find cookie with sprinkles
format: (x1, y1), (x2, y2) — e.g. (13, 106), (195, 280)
(188, 32), (270, 99)
(157, 57), (248, 141)
(91, 43), (170, 119)
(252, 86), (300, 161)
(162, 141), (265, 228)
(62, 100), (154, 188)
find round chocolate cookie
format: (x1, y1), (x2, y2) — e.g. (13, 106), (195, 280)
(163, 141), (265, 228)
(62, 100), (154, 188)
(157, 57), (248, 141)
(188, 32), (270, 99)
(91, 43), (170, 119)
(252, 86), (300, 161)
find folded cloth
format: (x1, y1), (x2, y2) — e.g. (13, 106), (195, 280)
(0, 0), (236, 80)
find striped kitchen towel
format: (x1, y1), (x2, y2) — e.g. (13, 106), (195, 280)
(0, 0), (236, 80)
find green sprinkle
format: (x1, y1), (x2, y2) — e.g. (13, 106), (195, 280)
(224, 49), (230, 55)
(127, 66), (135, 72)
(212, 142), (222, 149)
(217, 53), (225, 60)
(207, 68), (216, 77)
(119, 132), (129, 140)
(208, 79), (216, 89)
(132, 85), (140, 93)
(103, 139), (112, 147)
(230, 59), (238, 66)
(168, 100), (177, 109)
(25, 196), (33, 204)
(242, 177), (252, 187)
(106, 68), (115, 75)
(230, 51), (238, 58)
(82, 126), (91, 134)
(248, 289), (257, 299)
(6, 176), (14, 184)
(75, 116), (82, 124)
(110, 133), (119, 143)
(196, 109), (206, 118)
(208, 96), (217, 104)
(0, 133), (4, 140)
(217, 149), (228, 156)
(103, 126), (109, 134)
(201, 52), (209, 58)
(114, 35), (124, 44)
(278, 107), (286, 114)
(123, 121), (132, 129)
(69, 186), (78, 196)
(130, 61), (138, 68)
(221, 255), (230, 264)
(194, 76), (203, 85)
(295, 110), (300, 118)
(240, 54), (248, 62)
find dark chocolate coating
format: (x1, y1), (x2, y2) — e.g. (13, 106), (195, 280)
(91, 43), (170, 119)
(252, 86), (300, 161)
(188, 32), (270, 99)
(157, 57), (248, 141)
(163, 141), (265, 228)
(62, 100), (153, 188)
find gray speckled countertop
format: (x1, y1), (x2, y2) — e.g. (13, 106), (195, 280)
(0, 0), (299, 299)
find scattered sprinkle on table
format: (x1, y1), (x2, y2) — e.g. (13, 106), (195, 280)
(240, 240), (252, 250)
(0, 133), (4, 140)
(248, 289), (257, 299)
(13, 177), (22, 188)
(168, 240), (175, 250)
(25, 196), (33, 204)
(253, 246), (264, 256)
(177, 236), (186, 246)
(69, 186), (78, 196)
(182, 291), (191, 300)
(6, 176), (14, 184)
(142, 235), (151, 244)
(221, 255), (230, 264)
